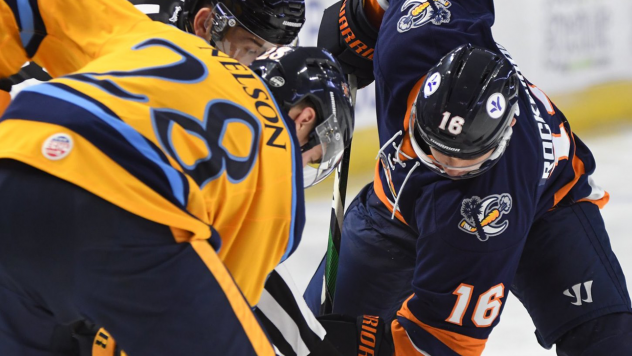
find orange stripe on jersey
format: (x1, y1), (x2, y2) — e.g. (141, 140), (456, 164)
(550, 128), (609, 208)
(551, 123), (569, 162)
(0, 90), (10, 117)
(373, 75), (428, 225)
(553, 134), (585, 207)
(373, 161), (408, 224)
(0, 120), (211, 242)
(363, 0), (386, 29)
(190, 239), (275, 356)
(578, 191), (610, 209)
(401, 75), (427, 158)
(393, 296), (487, 356)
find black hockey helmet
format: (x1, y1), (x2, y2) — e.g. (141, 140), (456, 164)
(250, 46), (355, 188)
(130, 0), (304, 64)
(409, 44), (520, 179)
(179, 0), (304, 45)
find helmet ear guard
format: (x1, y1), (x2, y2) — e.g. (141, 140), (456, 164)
(179, 0), (204, 32)
(250, 47), (355, 188)
(409, 44), (520, 179)
(207, 2), (235, 43)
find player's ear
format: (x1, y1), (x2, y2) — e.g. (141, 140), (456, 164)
(294, 106), (317, 131)
(193, 7), (213, 39)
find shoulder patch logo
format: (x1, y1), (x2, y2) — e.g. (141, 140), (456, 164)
(459, 193), (512, 241)
(42, 133), (73, 160)
(397, 0), (452, 33)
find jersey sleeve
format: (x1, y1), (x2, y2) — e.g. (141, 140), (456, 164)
(0, 0), (150, 78)
(390, 223), (529, 355)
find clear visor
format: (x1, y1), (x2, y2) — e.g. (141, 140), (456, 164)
(207, 3), (277, 65)
(409, 107), (514, 180)
(302, 114), (346, 188)
(417, 128), (511, 179)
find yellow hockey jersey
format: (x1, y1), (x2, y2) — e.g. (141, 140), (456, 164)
(0, 0), (305, 306)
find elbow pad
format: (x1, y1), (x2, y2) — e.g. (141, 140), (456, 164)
(318, 0), (379, 88)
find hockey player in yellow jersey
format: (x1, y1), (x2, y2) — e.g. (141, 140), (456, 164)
(123, 0), (305, 67)
(0, 0), (354, 355)
(0, 0), (306, 306)
(0, 0), (303, 117)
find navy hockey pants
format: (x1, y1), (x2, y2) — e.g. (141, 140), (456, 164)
(0, 160), (272, 356)
(333, 183), (632, 353)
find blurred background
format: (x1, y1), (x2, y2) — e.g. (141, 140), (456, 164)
(297, 0), (632, 200)
(286, 1), (632, 355)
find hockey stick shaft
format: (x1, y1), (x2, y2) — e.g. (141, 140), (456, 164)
(323, 74), (357, 314)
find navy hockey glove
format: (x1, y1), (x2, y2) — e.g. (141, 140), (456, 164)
(318, 314), (394, 356)
(318, 0), (378, 88)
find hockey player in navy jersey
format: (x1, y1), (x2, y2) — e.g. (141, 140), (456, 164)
(317, 0), (632, 355)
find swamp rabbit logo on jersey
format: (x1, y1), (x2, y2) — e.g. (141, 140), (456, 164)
(397, 0), (451, 33)
(459, 193), (512, 241)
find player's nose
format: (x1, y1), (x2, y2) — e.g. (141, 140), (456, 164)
(443, 167), (467, 177)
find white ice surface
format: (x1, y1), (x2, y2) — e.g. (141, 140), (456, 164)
(283, 127), (632, 355)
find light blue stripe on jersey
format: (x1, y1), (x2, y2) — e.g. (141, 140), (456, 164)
(16, 0), (34, 48)
(260, 81), (300, 263)
(22, 83), (186, 206)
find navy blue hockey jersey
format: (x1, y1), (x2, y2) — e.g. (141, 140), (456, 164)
(364, 0), (608, 354)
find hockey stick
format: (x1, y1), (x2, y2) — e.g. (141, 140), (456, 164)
(323, 74), (357, 314)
